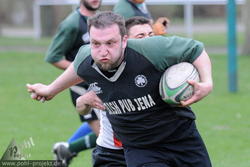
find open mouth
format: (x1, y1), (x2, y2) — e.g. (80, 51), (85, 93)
(92, 1), (99, 5)
(100, 58), (109, 63)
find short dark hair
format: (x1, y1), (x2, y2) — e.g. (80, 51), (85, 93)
(125, 16), (151, 32)
(88, 11), (126, 37)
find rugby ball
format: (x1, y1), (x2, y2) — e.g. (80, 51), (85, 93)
(159, 62), (200, 105)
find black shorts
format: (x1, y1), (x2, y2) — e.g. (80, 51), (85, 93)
(69, 82), (98, 122)
(123, 120), (212, 167)
(92, 145), (126, 167)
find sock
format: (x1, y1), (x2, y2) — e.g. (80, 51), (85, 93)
(68, 122), (92, 143)
(68, 132), (97, 153)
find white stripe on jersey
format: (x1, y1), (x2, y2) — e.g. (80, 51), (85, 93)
(96, 110), (123, 150)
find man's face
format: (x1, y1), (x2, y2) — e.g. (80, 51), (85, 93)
(82, 0), (101, 11)
(128, 24), (154, 39)
(90, 24), (128, 71)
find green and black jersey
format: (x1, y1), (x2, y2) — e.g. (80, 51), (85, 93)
(74, 36), (204, 148)
(45, 9), (89, 63)
(113, 0), (152, 20)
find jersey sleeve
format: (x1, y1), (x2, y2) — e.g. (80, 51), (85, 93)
(73, 44), (91, 73)
(128, 36), (204, 71)
(45, 20), (79, 63)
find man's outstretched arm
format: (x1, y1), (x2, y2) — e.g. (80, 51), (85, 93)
(26, 63), (83, 102)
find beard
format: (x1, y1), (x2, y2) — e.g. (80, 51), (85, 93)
(96, 55), (123, 71)
(96, 49), (124, 71)
(96, 62), (115, 71)
(82, 0), (101, 11)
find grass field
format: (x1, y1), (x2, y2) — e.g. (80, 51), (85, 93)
(0, 35), (250, 167)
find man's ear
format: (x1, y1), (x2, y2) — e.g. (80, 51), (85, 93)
(122, 35), (128, 49)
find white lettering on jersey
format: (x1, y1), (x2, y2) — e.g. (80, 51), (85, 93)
(105, 102), (123, 114)
(104, 94), (156, 115)
(118, 99), (136, 113)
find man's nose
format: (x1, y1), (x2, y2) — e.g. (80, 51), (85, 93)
(99, 45), (108, 56)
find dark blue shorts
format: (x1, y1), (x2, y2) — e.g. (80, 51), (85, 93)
(123, 120), (212, 167)
(92, 145), (126, 167)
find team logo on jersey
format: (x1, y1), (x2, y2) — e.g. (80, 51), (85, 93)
(135, 75), (147, 87)
(88, 82), (103, 94)
(82, 32), (90, 43)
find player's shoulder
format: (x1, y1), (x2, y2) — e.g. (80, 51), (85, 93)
(126, 35), (203, 71)
(127, 35), (202, 50)
(127, 36), (168, 51)
(74, 44), (91, 71)
(77, 44), (91, 58)
(60, 10), (81, 29)
(128, 35), (172, 44)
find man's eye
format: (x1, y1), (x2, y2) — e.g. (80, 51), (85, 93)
(149, 33), (154, 37)
(107, 41), (114, 46)
(93, 42), (100, 46)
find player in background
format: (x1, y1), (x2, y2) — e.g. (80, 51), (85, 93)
(44, 0), (102, 166)
(113, 0), (152, 20)
(27, 11), (213, 167)
(50, 16), (155, 167)
(126, 16), (154, 39)
(114, 0), (170, 36)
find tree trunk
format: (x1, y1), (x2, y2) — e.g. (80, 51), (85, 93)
(242, 0), (250, 56)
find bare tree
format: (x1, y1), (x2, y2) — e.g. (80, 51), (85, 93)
(242, 0), (250, 56)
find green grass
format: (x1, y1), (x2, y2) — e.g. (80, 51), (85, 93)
(0, 43), (250, 166)
(0, 52), (91, 166)
(194, 32), (244, 47)
(0, 37), (51, 47)
(170, 32), (244, 47)
(192, 54), (250, 167)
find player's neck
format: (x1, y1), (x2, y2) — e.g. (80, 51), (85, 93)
(79, 4), (97, 17)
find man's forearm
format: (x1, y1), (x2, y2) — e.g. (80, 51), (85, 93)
(180, 49), (213, 106)
(193, 50), (213, 89)
(49, 63), (83, 96)
(52, 59), (71, 70)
